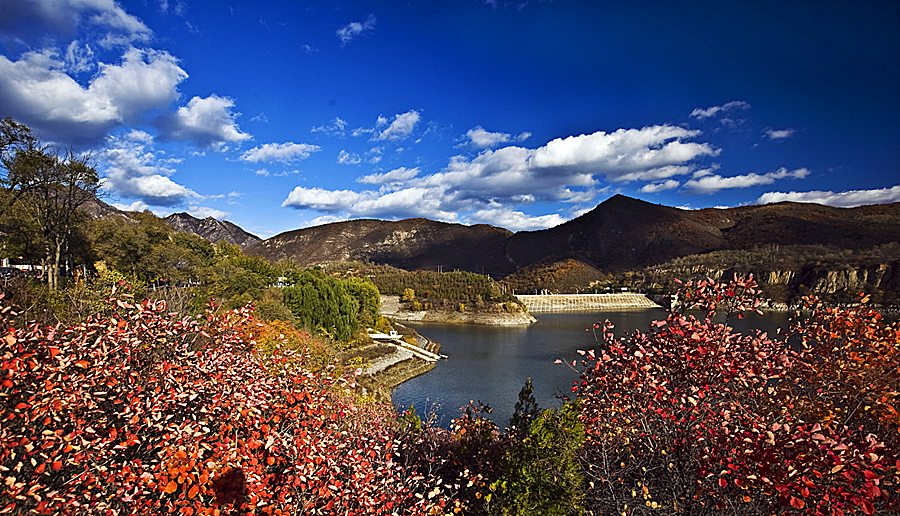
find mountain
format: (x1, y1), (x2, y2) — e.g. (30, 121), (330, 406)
(246, 195), (900, 277)
(163, 212), (262, 248)
(508, 195), (900, 271)
(246, 218), (515, 274)
(507, 195), (726, 271)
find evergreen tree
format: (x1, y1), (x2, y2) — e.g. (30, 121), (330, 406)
(508, 377), (540, 440)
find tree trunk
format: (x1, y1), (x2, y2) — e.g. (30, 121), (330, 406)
(51, 235), (62, 290)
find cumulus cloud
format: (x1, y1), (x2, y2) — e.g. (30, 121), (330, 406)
(683, 167), (810, 194)
(154, 95), (251, 149)
(460, 126), (531, 149)
(690, 100), (751, 120)
(0, 0), (152, 50)
(188, 206), (230, 220)
(100, 134), (200, 206)
(283, 124), (717, 229)
(466, 208), (567, 232)
(757, 185), (900, 207)
(357, 167), (419, 184)
(0, 47), (187, 145)
(112, 200), (150, 212)
(336, 14), (376, 46)
(764, 128), (796, 139)
(640, 179), (680, 193)
(282, 186), (459, 221)
(377, 110), (421, 141)
(238, 142), (320, 163)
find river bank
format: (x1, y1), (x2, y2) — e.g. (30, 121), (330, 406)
(352, 322), (443, 404)
(379, 295), (537, 325)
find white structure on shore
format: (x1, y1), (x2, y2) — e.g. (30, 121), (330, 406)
(516, 293), (660, 313)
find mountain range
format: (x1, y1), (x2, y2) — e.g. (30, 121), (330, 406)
(245, 195), (900, 275)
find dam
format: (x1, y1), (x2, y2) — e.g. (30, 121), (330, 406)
(515, 293), (661, 313)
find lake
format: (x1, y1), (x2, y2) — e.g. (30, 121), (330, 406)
(392, 309), (793, 428)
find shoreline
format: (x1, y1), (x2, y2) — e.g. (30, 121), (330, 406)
(379, 295), (537, 326)
(354, 322), (442, 404)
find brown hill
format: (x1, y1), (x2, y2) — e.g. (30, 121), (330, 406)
(163, 212), (262, 249)
(246, 195), (900, 280)
(506, 195), (726, 271)
(246, 218), (515, 275)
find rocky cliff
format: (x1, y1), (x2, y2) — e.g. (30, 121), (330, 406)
(164, 212), (262, 248)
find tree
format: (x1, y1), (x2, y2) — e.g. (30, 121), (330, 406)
(1, 120), (99, 289)
(508, 378), (541, 441)
(491, 404), (585, 516)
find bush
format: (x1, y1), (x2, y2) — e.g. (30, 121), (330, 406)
(572, 276), (900, 515)
(0, 293), (449, 515)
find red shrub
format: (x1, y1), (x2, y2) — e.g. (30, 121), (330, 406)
(0, 294), (446, 515)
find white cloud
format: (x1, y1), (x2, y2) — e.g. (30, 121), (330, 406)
(188, 206), (230, 220)
(640, 179), (680, 193)
(683, 167), (810, 194)
(311, 117), (347, 136)
(0, 47), (187, 145)
(112, 200), (149, 212)
(63, 40), (95, 72)
(357, 167), (420, 184)
(239, 142), (320, 163)
(377, 110), (421, 141)
(336, 14), (376, 46)
(283, 124), (717, 228)
(757, 185), (900, 207)
(254, 169), (270, 177)
(337, 150), (362, 165)
(460, 126), (531, 149)
(282, 186), (459, 221)
(0, 0), (152, 49)
(100, 134), (200, 206)
(764, 128), (796, 139)
(690, 100), (751, 120)
(466, 209), (567, 231)
(155, 95), (251, 149)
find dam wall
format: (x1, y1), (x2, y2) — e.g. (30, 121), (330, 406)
(516, 293), (661, 313)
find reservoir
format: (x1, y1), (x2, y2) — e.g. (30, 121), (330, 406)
(392, 309), (793, 428)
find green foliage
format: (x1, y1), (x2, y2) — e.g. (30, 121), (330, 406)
(373, 316), (393, 334)
(344, 276), (381, 325)
(490, 404), (585, 516)
(283, 269), (360, 342)
(508, 378), (540, 441)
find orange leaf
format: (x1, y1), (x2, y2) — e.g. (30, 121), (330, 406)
(35, 463), (45, 474)
(188, 485), (199, 499)
(51, 461), (62, 471)
(164, 481), (179, 494)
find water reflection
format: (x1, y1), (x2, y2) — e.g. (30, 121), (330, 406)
(392, 309), (793, 428)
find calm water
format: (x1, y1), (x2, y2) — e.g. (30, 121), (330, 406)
(392, 309), (792, 428)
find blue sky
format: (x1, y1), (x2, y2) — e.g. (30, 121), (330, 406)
(1, 0), (898, 237)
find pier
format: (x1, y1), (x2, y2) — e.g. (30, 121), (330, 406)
(515, 293), (660, 313)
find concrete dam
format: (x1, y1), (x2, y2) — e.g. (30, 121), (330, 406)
(515, 293), (661, 313)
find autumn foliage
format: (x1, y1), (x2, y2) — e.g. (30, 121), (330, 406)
(0, 293), (447, 515)
(573, 275), (899, 515)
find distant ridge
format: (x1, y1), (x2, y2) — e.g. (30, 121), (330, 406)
(164, 212), (262, 249)
(247, 194), (900, 275)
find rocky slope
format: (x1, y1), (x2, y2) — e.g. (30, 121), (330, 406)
(163, 212), (261, 248)
(247, 218), (515, 274)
